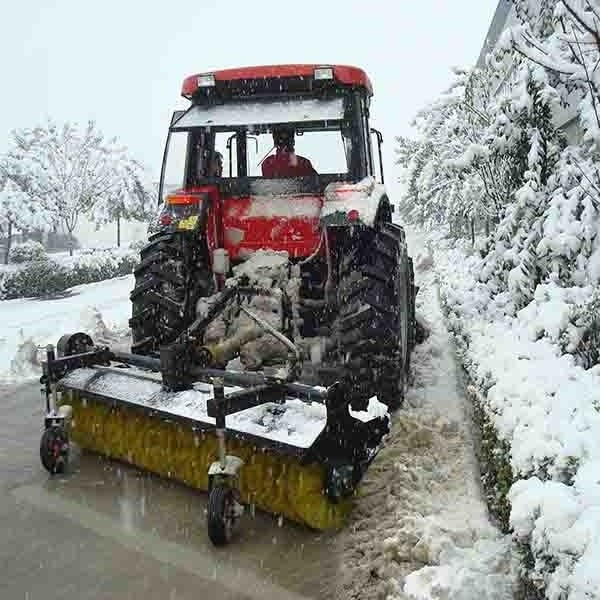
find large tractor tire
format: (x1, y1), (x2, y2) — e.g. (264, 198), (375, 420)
(129, 231), (213, 355)
(406, 256), (417, 375)
(335, 222), (414, 411)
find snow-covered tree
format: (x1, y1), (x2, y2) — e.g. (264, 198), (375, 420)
(399, 0), (600, 329)
(2, 120), (148, 254)
(0, 176), (53, 264)
(90, 160), (154, 247)
(480, 63), (565, 307)
(508, 0), (600, 147)
(476, 1), (600, 309)
(396, 66), (524, 236)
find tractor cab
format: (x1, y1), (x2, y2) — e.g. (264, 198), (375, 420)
(157, 65), (387, 261)
(160, 65), (383, 198)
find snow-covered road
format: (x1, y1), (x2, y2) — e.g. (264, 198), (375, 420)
(0, 274), (134, 382)
(0, 231), (519, 599)
(330, 229), (517, 599)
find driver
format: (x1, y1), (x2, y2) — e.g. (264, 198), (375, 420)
(207, 151), (223, 177)
(261, 126), (317, 178)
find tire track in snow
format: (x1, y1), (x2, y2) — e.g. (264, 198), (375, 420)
(329, 235), (517, 599)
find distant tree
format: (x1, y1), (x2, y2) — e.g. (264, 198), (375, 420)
(2, 120), (148, 254)
(91, 163), (154, 247)
(0, 175), (53, 264)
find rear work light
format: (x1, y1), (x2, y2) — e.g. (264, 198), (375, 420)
(197, 73), (216, 87)
(314, 66), (334, 80)
(166, 193), (200, 205)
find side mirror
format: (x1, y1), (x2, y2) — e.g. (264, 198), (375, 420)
(370, 128), (384, 184)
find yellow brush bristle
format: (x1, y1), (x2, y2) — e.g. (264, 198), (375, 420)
(63, 392), (352, 530)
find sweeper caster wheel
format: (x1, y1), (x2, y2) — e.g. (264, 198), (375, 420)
(40, 425), (69, 475)
(207, 485), (237, 546)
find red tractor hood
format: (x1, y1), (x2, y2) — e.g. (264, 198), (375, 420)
(222, 194), (323, 260)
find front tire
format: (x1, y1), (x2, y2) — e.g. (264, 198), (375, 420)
(207, 485), (235, 546)
(40, 426), (69, 475)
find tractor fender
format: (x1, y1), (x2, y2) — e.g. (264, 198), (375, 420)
(320, 176), (393, 226)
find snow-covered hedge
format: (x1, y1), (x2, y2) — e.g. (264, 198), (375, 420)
(430, 235), (600, 600)
(8, 240), (48, 264)
(0, 247), (138, 299)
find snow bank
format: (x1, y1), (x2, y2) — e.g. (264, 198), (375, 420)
(431, 232), (600, 599)
(0, 275), (133, 383)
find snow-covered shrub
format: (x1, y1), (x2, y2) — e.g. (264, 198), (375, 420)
(0, 247), (136, 299)
(435, 236), (600, 600)
(1, 259), (69, 298)
(562, 289), (600, 369)
(8, 240), (48, 264)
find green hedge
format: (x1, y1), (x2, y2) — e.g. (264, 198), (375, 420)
(8, 240), (48, 264)
(0, 251), (138, 300)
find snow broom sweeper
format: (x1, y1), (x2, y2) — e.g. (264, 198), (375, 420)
(39, 64), (417, 545)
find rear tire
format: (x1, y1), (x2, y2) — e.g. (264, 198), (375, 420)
(207, 485), (235, 546)
(406, 257), (417, 374)
(378, 359), (408, 411)
(334, 222), (410, 411)
(129, 232), (213, 355)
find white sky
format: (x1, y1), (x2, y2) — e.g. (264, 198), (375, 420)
(2, 0), (497, 197)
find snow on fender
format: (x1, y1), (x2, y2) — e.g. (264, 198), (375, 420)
(321, 177), (389, 226)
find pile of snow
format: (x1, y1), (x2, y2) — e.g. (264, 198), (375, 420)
(229, 249), (290, 289)
(0, 275), (133, 383)
(431, 232), (600, 599)
(323, 176), (386, 226)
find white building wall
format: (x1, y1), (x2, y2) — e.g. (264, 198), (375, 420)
(478, 0), (583, 144)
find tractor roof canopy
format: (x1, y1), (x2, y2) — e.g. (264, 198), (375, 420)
(181, 64), (373, 102)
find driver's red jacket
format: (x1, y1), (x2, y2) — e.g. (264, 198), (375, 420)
(261, 149), (317, 178)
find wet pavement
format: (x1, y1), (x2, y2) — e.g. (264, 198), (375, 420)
(0, 381), (337, 600)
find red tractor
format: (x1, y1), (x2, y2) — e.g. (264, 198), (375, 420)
(130, 64), (416, 409)
(38, 65), (417, 545)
